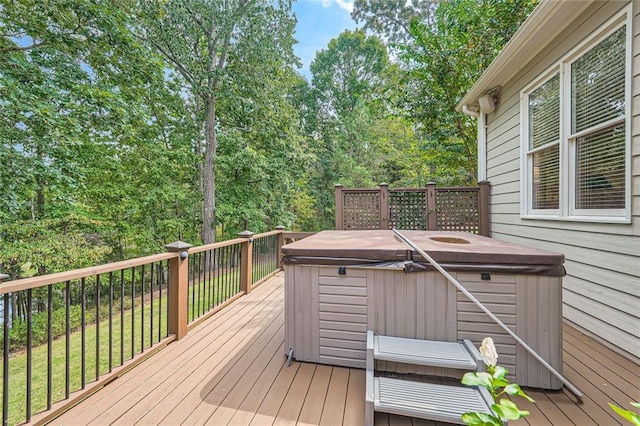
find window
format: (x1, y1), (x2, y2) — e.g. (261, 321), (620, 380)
(521, 9), (630, 222)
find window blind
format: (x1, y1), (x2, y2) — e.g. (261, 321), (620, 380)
(575, 124), (625, 209)
(532, 145), (559, 209)
(528, 74), (560, 210)
(571, 25), (626, 210)
(571, 26), (625, 133)
(529, 74), (560, 149)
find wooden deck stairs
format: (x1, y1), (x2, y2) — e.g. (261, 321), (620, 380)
(365, 331), (500, 425)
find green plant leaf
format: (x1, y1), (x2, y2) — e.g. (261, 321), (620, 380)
(493, 365), (508, 379)
(462, 372), (493, 388)
(608, 403), (640, 425)
(504, 383), (535, 402)
(493, 399), (530, 421)
(462, 411), (502, 426)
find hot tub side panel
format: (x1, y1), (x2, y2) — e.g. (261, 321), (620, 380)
(515, 275), (563, 390)
(285, 265), (368, 368)
(366, 268), (460, 377)
(285, 264), (563, 390)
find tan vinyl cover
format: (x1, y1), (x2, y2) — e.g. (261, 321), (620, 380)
(282, 230), (565, 276)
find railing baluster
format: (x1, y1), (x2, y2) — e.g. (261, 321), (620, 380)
(158, 263), (162, 341)
(95, 275), (100, 381)
(213, 249), (218, 308)
(47, 285), (53, 409)
(109, 272), (113, 372)
(81, 277), (86, 388)
(224, 246), (228, 301)
(202, 250), (213, 312)
(66, 280), (71, 397)
(131, 267), (135, 359)
(212, 249), (218, 307)
(237, 244), (241, 293)
(120, 269), (124, 365)
(207, 250), (212, 310)
(26, 289), (32, 421)
(198, 251), (202, 318)
(3, 293), (9, 426)
(191, 254), (196, 321)
(150, 263), (154, 347)
(165, 260), (169, 337)
(141, 264), (145, 353)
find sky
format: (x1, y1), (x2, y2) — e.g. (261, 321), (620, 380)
(292, 0), (358, 80)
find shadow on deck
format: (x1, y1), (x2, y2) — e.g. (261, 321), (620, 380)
(50, 272), (639, 425)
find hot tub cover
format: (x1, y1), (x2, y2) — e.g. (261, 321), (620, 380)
(282, 230), (565, 276)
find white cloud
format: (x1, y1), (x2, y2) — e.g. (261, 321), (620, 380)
(320, 0), (354, 14)
(336, 0), (354, 13)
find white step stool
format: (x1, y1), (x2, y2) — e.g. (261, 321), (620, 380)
(366, 331), (500, 425)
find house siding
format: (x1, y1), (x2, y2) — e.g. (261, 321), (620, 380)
(484, 0), (640, 359)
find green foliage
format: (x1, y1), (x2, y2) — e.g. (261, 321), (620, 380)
(304, 29), (426, 227)
(0, 305), (96, 352)
(609, 402), (640, 425)
(0, 0), (542, 275)
(360, 0), (539, 184)
(461, 338), (534, 425)
(352, 0), (437, 45)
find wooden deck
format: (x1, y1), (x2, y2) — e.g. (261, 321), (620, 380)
(51, 272), (639, 425)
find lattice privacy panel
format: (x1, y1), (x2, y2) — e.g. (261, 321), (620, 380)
(389, 190), (428, 230)
(436, 190), (480, 233)
(342, 192), (381, 230)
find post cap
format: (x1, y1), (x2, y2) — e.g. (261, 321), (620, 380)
(379, 182), (388, 187)
(0, 273), (9, 283)
(238, 230), (255, 238)
(275, 225), (286, 231)
(427, 181), (436, 186)
(334, 183), (343, 188)
(165, 241), (193, 252)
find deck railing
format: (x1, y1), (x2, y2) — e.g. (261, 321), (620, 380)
(0, 228), (298, 426)
(335, 182), (491, 236)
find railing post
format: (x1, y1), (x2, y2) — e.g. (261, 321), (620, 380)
(276, 225), (286, 268)
(238, 231), (254, 295)
(379, 183), (389, 229)
(478, 181), (491, 236)
(335, 184), (344, 230)
(165, 241), (192, 340)
(426, 182), (437, 231)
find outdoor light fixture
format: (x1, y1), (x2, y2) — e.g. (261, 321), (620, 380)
(478, 93), (496, 114)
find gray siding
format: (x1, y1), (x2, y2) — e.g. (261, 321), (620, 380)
(485, 1), (640, 359)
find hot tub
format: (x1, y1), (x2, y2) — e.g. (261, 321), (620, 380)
(282, 230), (565, 390)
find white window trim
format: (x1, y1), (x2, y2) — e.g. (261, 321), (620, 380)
(520, 5), (632, 224)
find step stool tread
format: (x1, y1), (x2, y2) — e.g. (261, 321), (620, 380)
(375, 335), (478, 369)
(375, 377), (493, 423)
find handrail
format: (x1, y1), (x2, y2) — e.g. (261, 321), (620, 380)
(0, 252), (178, 294)
(189, 237), (246, 254)
(391, 228), (583, 399)
(253, 230), (283, 239)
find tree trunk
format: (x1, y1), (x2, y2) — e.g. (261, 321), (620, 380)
(202, 95), (217, 244)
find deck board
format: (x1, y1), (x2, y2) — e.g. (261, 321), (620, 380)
(49, 272), (639, 426)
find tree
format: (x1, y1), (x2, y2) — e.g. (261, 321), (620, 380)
(397, 0), (538, 184)
(0, 0), (201, 276)
(138, 0), (298, 243)
(306, 30), (426, 228)
(351, 0), (437, 45)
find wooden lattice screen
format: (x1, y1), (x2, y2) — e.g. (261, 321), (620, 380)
(341, 190), (381, 230)
(389, 189), (428, 230)
(436, 188), (480, 234)
(335, 182), (490, 236)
